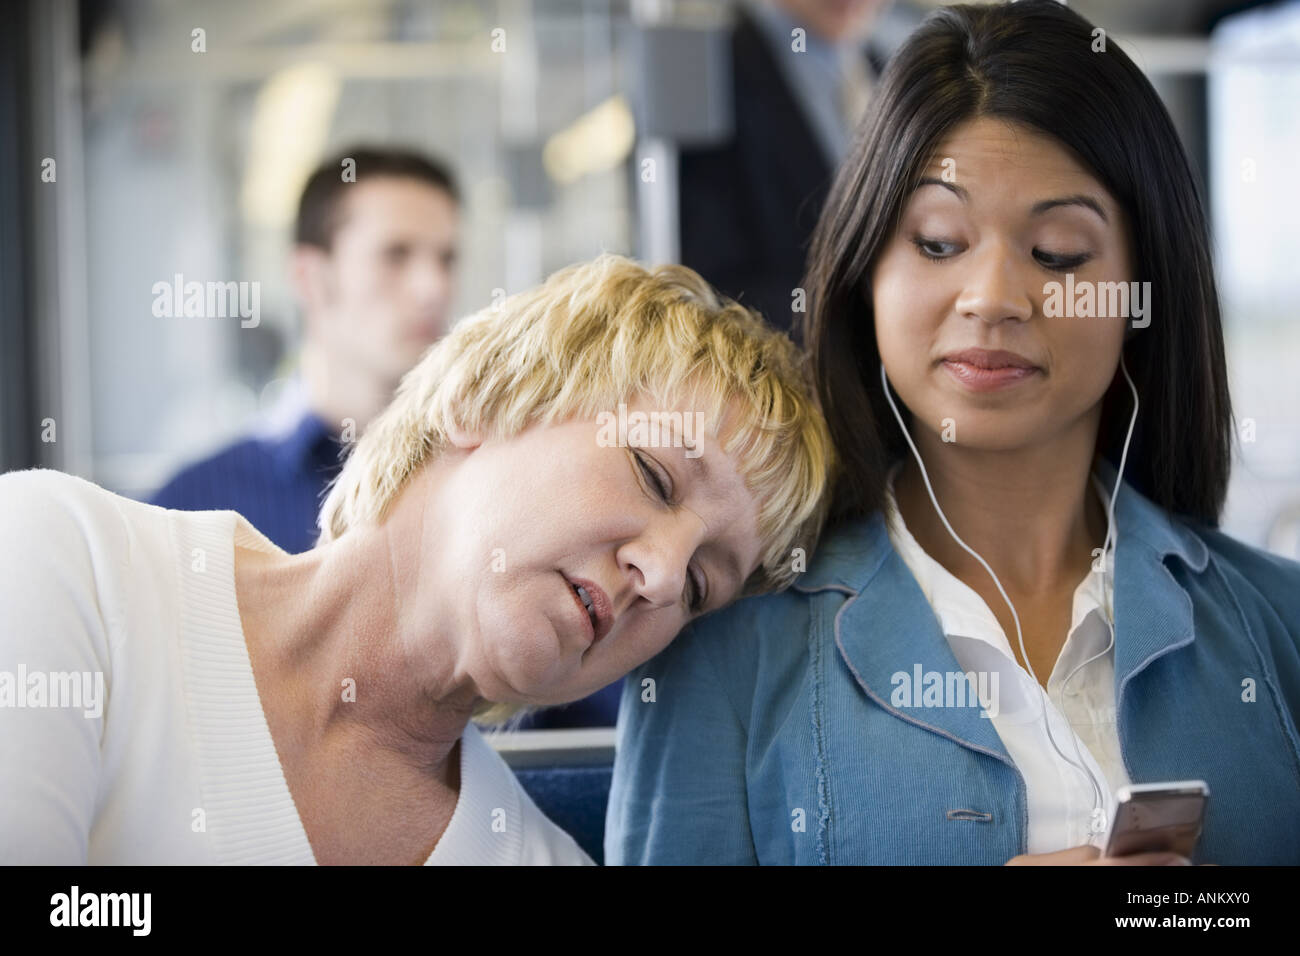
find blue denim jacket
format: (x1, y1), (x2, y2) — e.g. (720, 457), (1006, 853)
(605, 470), (1300, 864)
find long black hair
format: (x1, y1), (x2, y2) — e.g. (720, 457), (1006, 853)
(799, 0), (1231, 526)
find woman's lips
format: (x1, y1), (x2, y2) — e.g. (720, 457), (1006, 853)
(562, 575), (612, 646)
(565, 581), (596, 644)
(940, 349), (1042, 392)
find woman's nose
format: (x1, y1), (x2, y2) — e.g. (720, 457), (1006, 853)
(954, 240), (1035, 325)
(621, 517), (699, 610)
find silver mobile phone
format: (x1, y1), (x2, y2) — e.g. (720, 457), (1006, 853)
(1103, 780), (1209, 859)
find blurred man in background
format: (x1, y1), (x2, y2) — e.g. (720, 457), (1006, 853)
(151, 146), (461, 554)
(678, 0), (892, 334)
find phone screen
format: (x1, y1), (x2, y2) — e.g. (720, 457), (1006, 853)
(1105, 791), (1206, 858)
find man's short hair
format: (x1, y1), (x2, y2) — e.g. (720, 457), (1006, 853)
(294, 145), (460, 251)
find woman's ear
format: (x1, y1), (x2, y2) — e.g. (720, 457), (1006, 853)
(445, 420), (484, 451)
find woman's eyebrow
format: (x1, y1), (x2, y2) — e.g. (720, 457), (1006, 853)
(916, 177), (967, 200)
(1030, 194), (1109, 224)
(913, 178), (1110, 226)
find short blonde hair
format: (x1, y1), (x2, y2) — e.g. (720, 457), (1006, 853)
(317, 253), (835, 726)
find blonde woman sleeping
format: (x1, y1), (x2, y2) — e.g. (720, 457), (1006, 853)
(0, 254), (834, 865)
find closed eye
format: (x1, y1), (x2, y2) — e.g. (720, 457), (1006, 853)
(634, 450), (671, 500)
(633, 450), (708, 613)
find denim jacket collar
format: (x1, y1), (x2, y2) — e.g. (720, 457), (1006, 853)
(792, 460), (1212, 764)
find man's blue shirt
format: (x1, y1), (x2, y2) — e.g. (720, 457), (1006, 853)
(150, 409), (342, 555)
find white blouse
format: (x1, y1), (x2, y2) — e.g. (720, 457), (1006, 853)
(884, 467), (1131, 854)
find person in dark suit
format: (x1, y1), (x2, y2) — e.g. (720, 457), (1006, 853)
(678, 0), (891, 335)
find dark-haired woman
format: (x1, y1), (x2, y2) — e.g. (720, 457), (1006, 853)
(606, 0), (1300, 865)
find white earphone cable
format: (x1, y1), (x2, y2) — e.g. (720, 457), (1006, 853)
(1056, 354), (1141, 828)
(879, 354), (1140, 832)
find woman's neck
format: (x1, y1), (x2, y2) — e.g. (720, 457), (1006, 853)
(232, 523), (476, 790)
(892, 422), (1107, 598)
